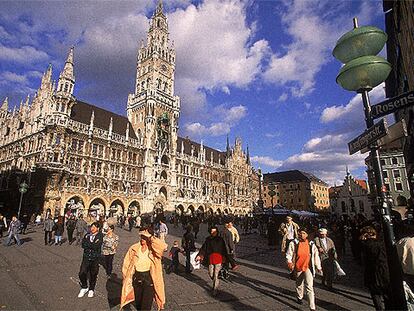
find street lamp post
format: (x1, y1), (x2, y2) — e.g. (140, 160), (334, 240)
(17, 181), (28, 219)
(333, 18), (406, 309)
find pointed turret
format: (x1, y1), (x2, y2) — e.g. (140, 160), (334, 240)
(57, 47), (75, 96)
(1, 97), (8, 111)
(246, 145), (250, 164)
(108, 117), (113, 139)
(88, 111), (95, 136)
(126, 123), (130, 142)
(226, 135), (231, 157)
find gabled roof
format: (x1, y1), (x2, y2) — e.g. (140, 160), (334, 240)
(355, 179), (368, 191)
(264, 170), (328, 186)
(177, 136), (226, 165)
(70, 100), (137, 139)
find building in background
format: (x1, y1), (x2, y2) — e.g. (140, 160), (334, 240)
(365, 148), (411, 211)
(383, 0), (414, 199)
(262, 170), (329, 212)
(0, 2), (259, 218)
(329, 170), (373, 219)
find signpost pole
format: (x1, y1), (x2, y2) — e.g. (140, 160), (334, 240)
(17, 181), (28, 220)
(17, 191), (24, 220)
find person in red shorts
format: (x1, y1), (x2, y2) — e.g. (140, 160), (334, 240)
(196, 226), (229, 296)
(286, 228), (322, 311)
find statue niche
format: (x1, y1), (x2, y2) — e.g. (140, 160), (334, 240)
(156, 112), (170, 156)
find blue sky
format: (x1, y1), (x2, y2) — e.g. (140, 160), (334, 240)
(0, 0), (390, 185)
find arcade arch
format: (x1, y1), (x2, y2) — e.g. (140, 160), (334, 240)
(89, 198), (106, 217)
(110, 199), (124, 217)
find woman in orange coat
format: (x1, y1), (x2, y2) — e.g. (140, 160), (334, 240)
(121, 228), (167, 310)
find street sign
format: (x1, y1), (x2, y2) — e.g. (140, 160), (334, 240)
(268, 190), (276, 197)
(371, 90), (414, 119)
(348, 118), (388, 155)
(268, 185), (276, 191)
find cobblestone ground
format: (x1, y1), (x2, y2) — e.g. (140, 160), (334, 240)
(0, 223), (374, 310)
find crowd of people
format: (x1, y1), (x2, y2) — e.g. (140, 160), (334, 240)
(1, 209), (414, 311)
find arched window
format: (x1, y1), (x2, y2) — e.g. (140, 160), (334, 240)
(359, 200), (364, 213)
(341, 201), (346, 213)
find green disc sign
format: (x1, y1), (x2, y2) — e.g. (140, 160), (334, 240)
(19, 182), (28, 194)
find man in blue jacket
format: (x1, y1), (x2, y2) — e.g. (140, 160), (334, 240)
(4, 215), (21, 246)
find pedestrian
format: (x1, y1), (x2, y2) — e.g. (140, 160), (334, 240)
(196, 226), (229, 296)
(221, 218), (239, 278)
(314, 228), (337, 290)
(168, 240), (181, 273)
(66, 215), (76, 245)
(0, 213), (7, 238)
(75, 214), (88, 245)
(136, 214), (142, 229)
(35, 214), (42, 226)
(128, 215), (134, 232)
(360, 226), (390, 310)
(53, 216), (65, 245)
(20, 213), (29, 234)
(121, 227), (167, 310)
(192, 218), (200, 240)
(396, 226), (414, 291)
(102, 224), (119, 278)
(78, 222), (104, 298)
(4, 216), (21, 246)
(158, 219), (168, 242)
(286, 227), (322, 311)
(182, 225), (196, 273)
(278, 215), (299, 253)
(43, 215), (54, 245)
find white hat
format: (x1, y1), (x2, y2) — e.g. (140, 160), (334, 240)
(318, 228), (328, 234)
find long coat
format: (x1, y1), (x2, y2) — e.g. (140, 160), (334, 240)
(361, 239), (390, 293)
(121, 237), (167, 310)
(314, 237), (337, 261)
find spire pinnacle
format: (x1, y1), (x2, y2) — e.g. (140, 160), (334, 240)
(156, 0), (164, 15)
(246, 145), (250, 164)
(1, 97), (8, 111)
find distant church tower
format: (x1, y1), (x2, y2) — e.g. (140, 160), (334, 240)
(127, 0), (180, 212)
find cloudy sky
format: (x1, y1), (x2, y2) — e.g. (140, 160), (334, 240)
(0, 0), (390, 185)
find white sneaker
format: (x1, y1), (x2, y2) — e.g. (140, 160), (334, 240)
(87, 290), (94, 298)
(78, 288), (89, 298)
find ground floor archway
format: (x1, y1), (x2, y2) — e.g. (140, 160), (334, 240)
(128, 200), (140, 216)
(110, 199), (124, 217)
(89, 197), (106, 217)
(65, 196), (85, 217)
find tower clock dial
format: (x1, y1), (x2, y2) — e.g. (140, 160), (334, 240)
(161, 64), (167, 72)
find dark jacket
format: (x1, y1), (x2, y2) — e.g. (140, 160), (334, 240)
(82, 231), (104, 261)
(197, 235), (228, 266)
(43, 218), (54, 232)
(75, 219), (88, 233)
(182, 231), (196, 252)
(66, 219), (76, 231)
(9, 219), (21, 234)
(361, 239), (390, 293)
(221, 227), (235, 255)
(53, 222), (64, 235)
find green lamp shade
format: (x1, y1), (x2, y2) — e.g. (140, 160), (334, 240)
(333, 26), (388, 63)
(336, 55), (391, 91)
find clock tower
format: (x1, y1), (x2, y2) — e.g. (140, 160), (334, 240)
(127, 0), (180, 213)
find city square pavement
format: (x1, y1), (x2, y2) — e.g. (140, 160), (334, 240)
(0, 223), (374, 310)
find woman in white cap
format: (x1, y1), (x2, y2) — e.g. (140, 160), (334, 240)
(121, 226), (167, 310)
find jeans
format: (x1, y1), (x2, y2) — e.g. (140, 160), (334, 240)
(5, 232), (21, 246)
(67, 229), (74, 244)
(296, 269), (315, 310)
(208, 263), (222, 290)
(79, 258), (100, 291)
(133, 271), (154, 311)
(321, 258), (334, 287)
(54, 235), (62, 244)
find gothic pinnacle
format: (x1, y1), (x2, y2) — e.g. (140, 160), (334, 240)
(1, 97), (8, 111)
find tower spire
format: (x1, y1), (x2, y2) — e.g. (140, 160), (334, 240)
(246, 145), (250, 164)
(156, 0), (164, 15)
(1, 97), (8, 111)
(57, 47), (75, 96)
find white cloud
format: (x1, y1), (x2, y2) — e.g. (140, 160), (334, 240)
(278, 93), (288, 102)
(183, 104), (247, 138)
(251, 156), (283, 169)
(265, 132), (282, 138)
(0, 44), (49, 64)
(263, 0), (381, 99)
(169, 0), (270, 114)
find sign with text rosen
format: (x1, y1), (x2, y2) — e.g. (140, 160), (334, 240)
(371, 91), (414, 119)
(348, 118), (388, 155)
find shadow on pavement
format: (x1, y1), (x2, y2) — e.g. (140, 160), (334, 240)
(106, 274), (122, 309)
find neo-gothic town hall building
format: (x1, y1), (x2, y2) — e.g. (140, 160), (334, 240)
(0, 3), (259, 218)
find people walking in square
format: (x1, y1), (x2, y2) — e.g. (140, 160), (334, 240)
(75, 214), (88, 245)
(121, 227), (167, 310)
(279, 215), (299, 253)
(157, 219), (168, 242)
(43, 215), (54, 245)
(196, 226), (229, 296)
(53, 216), (64, 245)
(221, 218), (239, 279)
(66, 215), (76, 244)
(182, 225), (196, 273)
(128, 215), (134, 232)
(4, 216), (21, 246)
(314, 228), (337, 290)
(102, 224), (119, 278)
(286, 227), (322, 311)
(78, 222), (103, 298)
(0, 213), (7, 238)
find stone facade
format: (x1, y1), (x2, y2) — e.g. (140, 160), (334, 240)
(329, 171), (373, 219)
(262, 170), (329, 212)
(0, 2), (259, 218)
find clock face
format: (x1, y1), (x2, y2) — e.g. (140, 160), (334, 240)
(161, 64), (167, 72)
